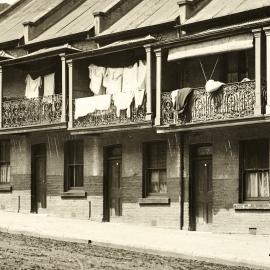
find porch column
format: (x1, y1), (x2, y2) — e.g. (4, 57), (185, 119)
(264, 27), (270, 114)
(0, 66), (2, 129)
(253, 29), (262, 115)
(60, 54), (67, 123)
(67, 60), (73, 129)
(155, 48), (162, 126)
(145, 45), (152, 121)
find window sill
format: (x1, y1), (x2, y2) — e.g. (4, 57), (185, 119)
(61, 190), (87, 199)
(234, 203), (270, 210)
(0, 184), (12, 192)
(138, 197), (170, 205)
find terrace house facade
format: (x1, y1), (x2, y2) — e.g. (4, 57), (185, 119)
(0, 0), (270, 235)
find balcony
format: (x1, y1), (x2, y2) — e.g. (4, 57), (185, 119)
(161, 81), (262, 126)
(73, 98), (147, 129)
(2, 95), (63, 129)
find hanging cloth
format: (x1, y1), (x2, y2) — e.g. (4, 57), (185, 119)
(25, 74), (42, 99)
(103, 67), (123, 95)
(74, 95), (111, 120)
(171, 88), (193, 113)
(137, 60), (147, 91)
(43, 73), (55, 96)
(113, 92), (134, 118)
(122, 63), (138, 94)
(133, 60), (147, 108)
(199, 56), (224, 93)
(88, 64), (106, 95)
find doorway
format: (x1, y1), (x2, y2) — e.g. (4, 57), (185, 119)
(31, 144), (47, 213)
(103, 145), (122, 221)
(190, 145), (213, 231)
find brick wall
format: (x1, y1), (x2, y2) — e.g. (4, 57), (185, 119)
(0, 135), (31, 213)
(101, 130), (181, 228)
(182, 126), (270, 234)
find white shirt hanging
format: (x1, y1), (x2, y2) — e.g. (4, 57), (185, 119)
(25, 74), (42, 99)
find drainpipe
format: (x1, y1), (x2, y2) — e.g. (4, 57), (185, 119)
(180, 132), (185, 230)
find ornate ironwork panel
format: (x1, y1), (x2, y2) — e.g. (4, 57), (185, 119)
(2, 95), (62, 128)
(73, 95), (147, 128)
(161, 81), (256, 125)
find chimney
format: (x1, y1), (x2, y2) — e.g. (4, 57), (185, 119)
(93, 12), (106, 35)
(177, 0), (194, 24)
(23, 21), (35, 44)
(93, 0), (143, 36)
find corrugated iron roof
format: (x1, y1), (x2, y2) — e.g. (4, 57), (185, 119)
(0, 0), (64, 44)
(29, 0), (116, 44)
(185, 0), (270, 25)
(0, 44), (81, 65)
(99, 0), (179, 36)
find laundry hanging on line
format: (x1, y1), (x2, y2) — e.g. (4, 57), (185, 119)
(43, 73), (55, 96)
(205, 80), (225, 93)
(74, 94), (111, 120)
(171, 88), (193, 113)
(88, 64), (106, 95)
(25, 74), (42, 99)
(103, 67), (123, 95)
(113, 92), (134, 118)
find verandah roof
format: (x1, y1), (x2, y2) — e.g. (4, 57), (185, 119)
(167, 33), (254, 61)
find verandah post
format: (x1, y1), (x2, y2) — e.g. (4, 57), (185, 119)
(253, 29), (262, 116)
(60, 54), (67, 123)
(67, 60), (73, 129)
(144, 45), (152, 121)
(155, 48), (162, 126)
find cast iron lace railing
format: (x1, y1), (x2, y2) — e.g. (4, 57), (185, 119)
(73, 96), (147, 128)
(2, 95), (62, 128)
(161, 81), (257, 125)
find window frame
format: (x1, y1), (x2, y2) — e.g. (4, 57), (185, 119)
(240, 139), (270, 202)
(0, 140), (10, 185)
(143, 141), (167, 197)
(64, 140), (84, 190)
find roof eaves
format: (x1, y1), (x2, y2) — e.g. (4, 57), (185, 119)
(153, 17), (270, 50)
(182, 5), (270, 30)
(66, 36), (157, 61)
(0, 39), (20, 50)
(23, 30), (92, 50)
(0, 45), (81, 66)
(95, 20), (177, 43)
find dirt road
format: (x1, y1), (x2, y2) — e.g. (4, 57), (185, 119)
(0, 232), (261, 270)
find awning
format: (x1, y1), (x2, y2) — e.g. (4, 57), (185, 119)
(168, 33), (254, 61)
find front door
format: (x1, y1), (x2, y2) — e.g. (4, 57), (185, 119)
(31, 144), (46, 213)
(104, 146), (122, 221)
(190, 145), (213, 231)
(194, 157), (213, 226)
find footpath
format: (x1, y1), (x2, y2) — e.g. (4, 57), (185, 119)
(0, 211), (269, 269)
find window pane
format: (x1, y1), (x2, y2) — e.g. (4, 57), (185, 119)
(245, 171), (270, 199)
(149, 170), (167, 194)
(149, 142), (166, 168)
(0, 164), (10, 183)
(149, 170), (159, 193)
(68, 165), (76, 187)
(65, 140), (84, 188)
(75, 165), (83, 187)
(243, 139), (268, 169)
(0, 141), (10, 163)
(159, 170), (167, 193)
(258, 172), (269, 198)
